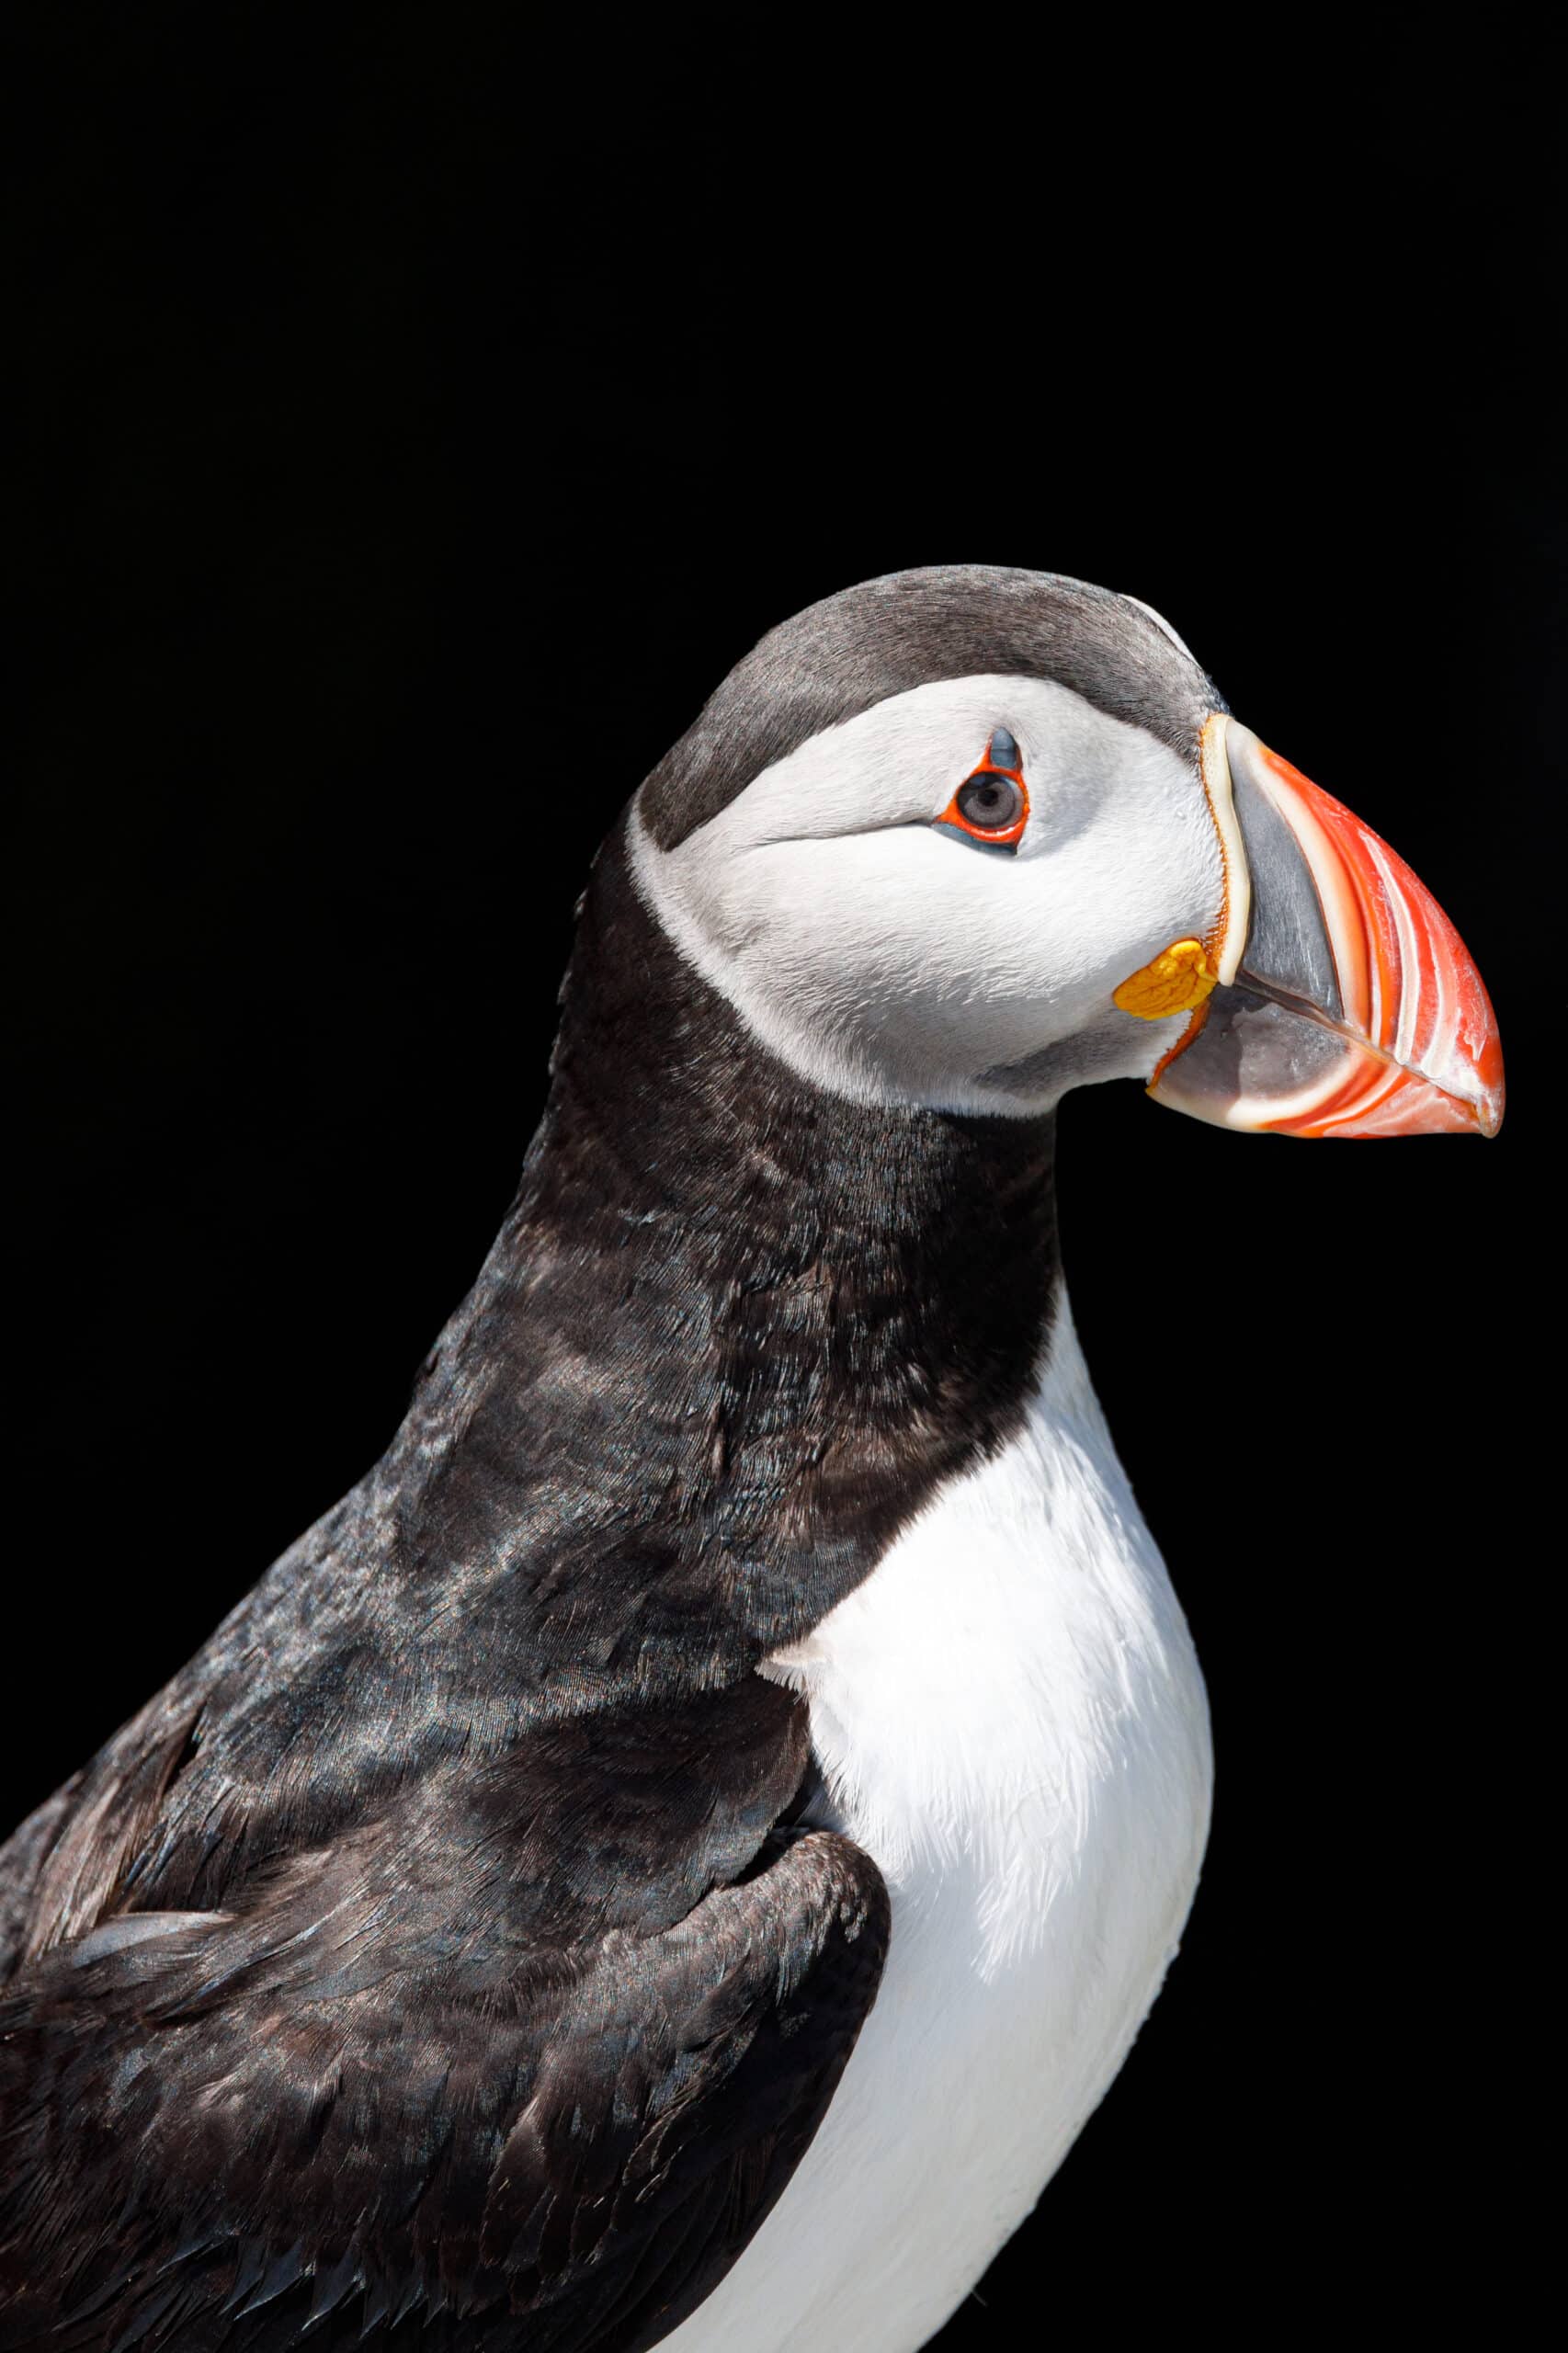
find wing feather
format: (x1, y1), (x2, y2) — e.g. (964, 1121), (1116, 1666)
(0, 1685), (887, 2353)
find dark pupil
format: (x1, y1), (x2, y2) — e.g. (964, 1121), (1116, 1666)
(956, 772), (1021, 829)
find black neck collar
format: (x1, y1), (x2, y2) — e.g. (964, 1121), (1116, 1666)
(392, 814), (1062, 1694)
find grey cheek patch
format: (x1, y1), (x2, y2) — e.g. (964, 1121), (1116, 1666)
(974, 1020), (1151, 1103)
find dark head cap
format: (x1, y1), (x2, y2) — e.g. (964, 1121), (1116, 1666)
(640, 564), (1224, 849)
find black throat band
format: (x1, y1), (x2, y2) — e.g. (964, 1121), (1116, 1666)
(393, 813), (1063, 1692)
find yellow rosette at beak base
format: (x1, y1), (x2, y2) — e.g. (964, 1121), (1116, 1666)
(1112, 938), (1219, 1021)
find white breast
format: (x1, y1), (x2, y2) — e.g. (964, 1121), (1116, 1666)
(662, 1298), (1213, 2353)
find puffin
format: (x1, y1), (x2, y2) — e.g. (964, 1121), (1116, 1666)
(0, 567), (1503, 2352)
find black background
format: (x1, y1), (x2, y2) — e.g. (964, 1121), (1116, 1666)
(6, 10), (1556, 2344)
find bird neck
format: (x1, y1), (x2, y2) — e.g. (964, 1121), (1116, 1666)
(398, 815), (1062, 1683)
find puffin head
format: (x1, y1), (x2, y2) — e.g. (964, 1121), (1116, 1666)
(631, 566), (1503, 1138)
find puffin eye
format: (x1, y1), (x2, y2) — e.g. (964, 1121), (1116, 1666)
(955, 772), (1026, 832)
(937, 731), (1030, 849)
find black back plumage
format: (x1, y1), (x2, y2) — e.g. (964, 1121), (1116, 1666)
(0, 807), (1061, 2346)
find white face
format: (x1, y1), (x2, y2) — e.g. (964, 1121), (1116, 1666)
(631, 672), (1225, 1116)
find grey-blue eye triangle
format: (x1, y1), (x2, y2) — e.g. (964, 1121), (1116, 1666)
(988, 726), (1020, 771)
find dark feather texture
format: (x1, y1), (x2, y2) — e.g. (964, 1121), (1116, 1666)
(1, 1689), (887, 2348)
(0, 814), (1059, 2345)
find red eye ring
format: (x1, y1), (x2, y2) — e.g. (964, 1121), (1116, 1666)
(937, 732), (1030, 847)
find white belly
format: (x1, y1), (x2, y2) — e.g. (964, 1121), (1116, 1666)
(662, 1300), (1214, 2353)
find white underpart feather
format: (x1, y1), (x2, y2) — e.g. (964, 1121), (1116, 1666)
(662, 1301), (1213, 2353)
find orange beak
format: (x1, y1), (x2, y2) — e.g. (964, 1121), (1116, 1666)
(1149, 718), (1504, 1138)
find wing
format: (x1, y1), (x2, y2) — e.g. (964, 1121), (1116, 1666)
(0, 1775), (83, 1978)
(478, 1824), (886, 2353)
(0, 1683), (888, 2353)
